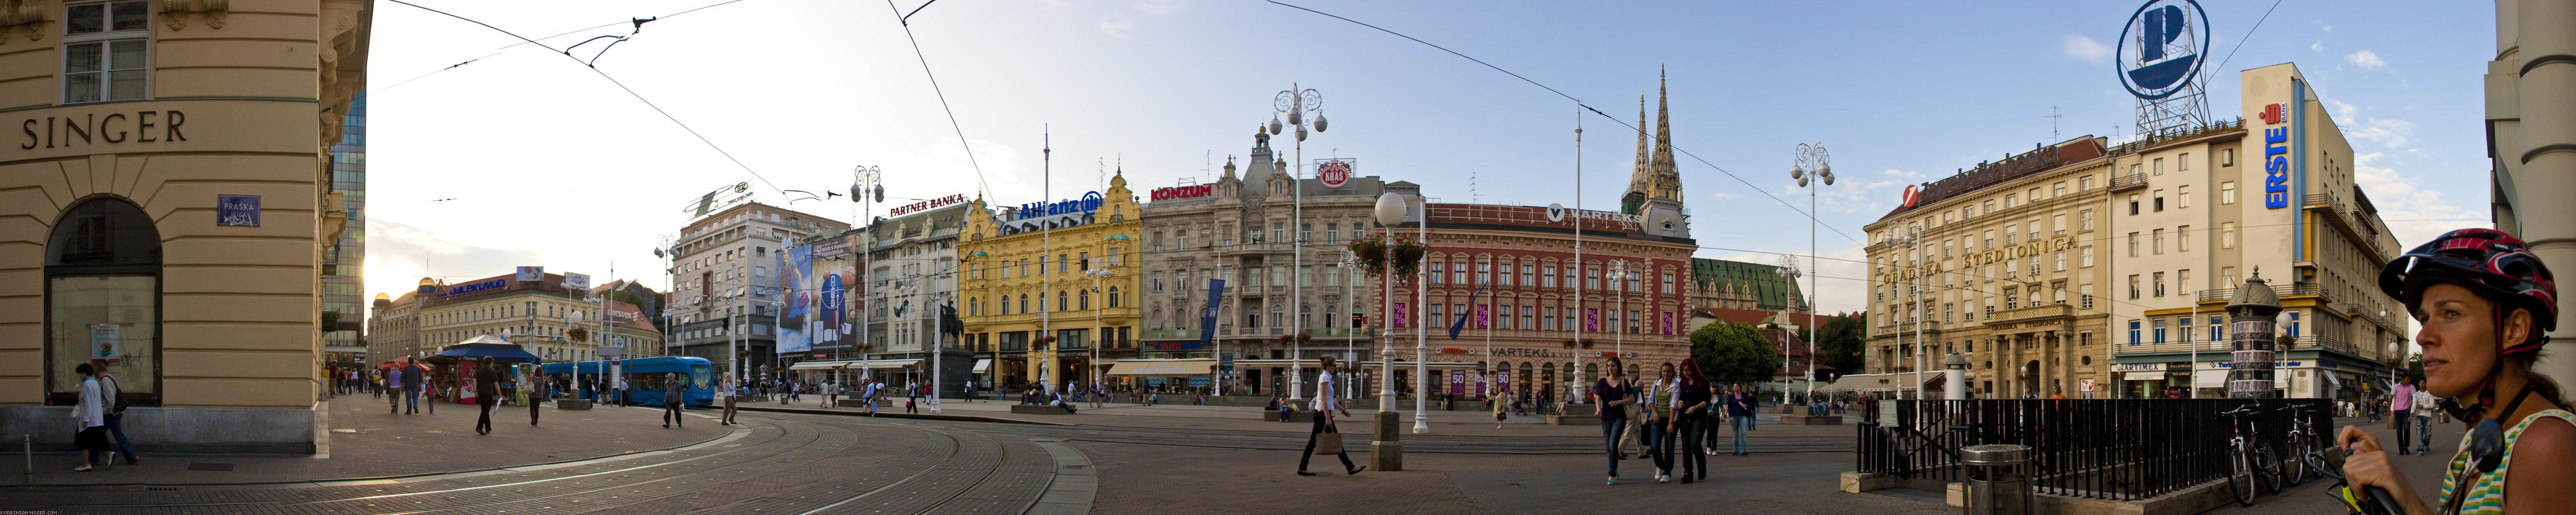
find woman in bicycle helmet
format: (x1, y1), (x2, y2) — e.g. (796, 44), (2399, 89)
(2339, 228), (2573, 515)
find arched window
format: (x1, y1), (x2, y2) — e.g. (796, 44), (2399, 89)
(1107, 286), (1121, 308)
(1078, 289), (1091, 310)
(1019, 294), (1029, 314)
(46, 197), (160, 406)
(1057, 290), (1069, 312)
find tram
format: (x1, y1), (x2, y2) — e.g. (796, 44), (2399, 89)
(541, 356), (716, 407)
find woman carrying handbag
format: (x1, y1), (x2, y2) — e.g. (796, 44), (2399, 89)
(1296, 355), (1365, 476)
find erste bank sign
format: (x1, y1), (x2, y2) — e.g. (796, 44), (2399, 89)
(2258, 102), (2293, 209)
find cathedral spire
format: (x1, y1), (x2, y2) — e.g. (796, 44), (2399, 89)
(1648, 68), (1681, 202)
(1629, 93), (1651, 201)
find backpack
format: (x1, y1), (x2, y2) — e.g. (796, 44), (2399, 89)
(102, 375), (129, 415)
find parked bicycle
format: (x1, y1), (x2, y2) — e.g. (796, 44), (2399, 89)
(2218, 404), (2284, 507)
(2278, 403), (2331, 487)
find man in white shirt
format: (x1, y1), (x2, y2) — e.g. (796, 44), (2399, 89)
(720, 375), (738, 426)
(2409, 382), (2436, 454)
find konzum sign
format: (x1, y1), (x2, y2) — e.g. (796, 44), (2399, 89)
(1151, 184), (1214, 201)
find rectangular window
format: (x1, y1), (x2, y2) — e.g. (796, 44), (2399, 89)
(2081, 285), (2095, 309)
(2052, 214), (2067, 236)
(1586, 268), (1601, 290)
(2153, 272), (2166, 297)
(2179, 185), (2192, 208)
(1476, 262), (1491, 285)
(2221, 182), (2237, 204)
(1541, 266), (1556, 288)
(2153, 318), (2168, 343)
(1429, 262), (1445, 284)
(2006, 194), (2018, 209)
(2179, 269), (2191, 297)
(2222, 267), (2237, 289)
(2179, 153), (2191, 171)
(2178, 225), (2191, 252)
(2287, 312), (2302, 337)
(2079, 209), (2095, 232)
(2128, 232), (2140, 257)
(1661, 273), (1674, 294)
(2130, 321), (2142, 344)
(1542, 306), (1556, 331)
(2129, 274), (2141, 299)
(61, 1), (151, 104)
(2153, 158), (2165, 175)
(2130, 194), (2141, 215)
(2221, 222), (2237, 248)
(2209, 316), (2224, 341)
(2053, 182), (2066, 198)
(2080, 175), (2095, 191)
(2153, 228), (2165, 254)
(2222, 148), (2235, 166)
(1522, 265), (1535, 286)
(2052, 251), (2065, 272)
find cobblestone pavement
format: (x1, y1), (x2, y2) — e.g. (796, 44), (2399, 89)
(11, 398), (2438, 514)
(10, 397), (722, 485)
(2203, 417), (2468, 514)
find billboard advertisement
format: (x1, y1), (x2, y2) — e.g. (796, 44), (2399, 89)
(778, 236), (861, 355)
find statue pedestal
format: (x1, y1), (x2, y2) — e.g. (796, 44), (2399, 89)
(1372, 410), (1404, 471)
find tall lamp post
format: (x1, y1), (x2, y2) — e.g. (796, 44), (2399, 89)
(852, 165), (883, 384)
(1369, 192), (1406, 471)
(1775, 255), (1800, 403)
(1788, 142), (1831, 402)
(1268, 84), (1326, 405)
(1087, 266), (1113, 397)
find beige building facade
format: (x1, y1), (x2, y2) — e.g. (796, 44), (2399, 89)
(1866, 137), (2119, 399)
(0, 0), (373, 453)
(368, 287), (421, 362)
(2488, 0), (2576, 388)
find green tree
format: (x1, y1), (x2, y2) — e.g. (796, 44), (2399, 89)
(1817, 312), (1867, 375)
(1692, 321), (1776, 388)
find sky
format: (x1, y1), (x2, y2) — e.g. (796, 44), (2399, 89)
(358, 0), (2499, 324)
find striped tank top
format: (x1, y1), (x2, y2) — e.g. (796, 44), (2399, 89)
(2439, 408), (2576, 514)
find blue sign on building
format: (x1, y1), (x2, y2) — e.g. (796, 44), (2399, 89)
(216, 194), (261, 227)
(441, 278), (508, 297)
(1015, 191), (1104, 220)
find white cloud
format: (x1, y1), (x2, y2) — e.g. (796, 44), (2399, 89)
(2351, 153), (2486, 248)
(1033, 0), (1068, 8)
(1098, 15), (1137, 38)
(2331, 99), (2359, 121)
(2332, 101), (2418, 152)
(1132, 0), (1187, 15)
(2311, 40), (2323, 52)
(1710, 191), (1744, 200)
(2062, 35), (2110, 62)
(2345, 50), (2390, 71)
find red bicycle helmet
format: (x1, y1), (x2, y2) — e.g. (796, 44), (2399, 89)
(2379, 228), (2559, 355)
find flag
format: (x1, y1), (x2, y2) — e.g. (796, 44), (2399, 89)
(894, 300), (910, 318)
(1447, 286), (1485, 340)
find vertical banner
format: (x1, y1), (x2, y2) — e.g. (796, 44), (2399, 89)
(1198, 279), (1226, 347)
(1476, 304), (1489, 329)
(1585, 309), (1600, 332)
(1662, 312), (1674, 335)
(777, 243), (815, 355)
(1394, 303), (1409, 328)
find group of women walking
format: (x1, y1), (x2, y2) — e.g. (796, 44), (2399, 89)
(1589, 357), (1757, 485)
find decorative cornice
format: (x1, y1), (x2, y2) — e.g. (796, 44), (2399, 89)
(1, 0), (52, 44)
(158, 0), (229, 31)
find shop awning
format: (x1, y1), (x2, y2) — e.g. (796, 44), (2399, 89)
(1103, 359), (1217, 377)
(2195, 370), (2231, 389)
(786, 359), (923, 371)
(971, 359), (991, 373)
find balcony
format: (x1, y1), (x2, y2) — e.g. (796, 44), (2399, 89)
(1303, 326), (1374, 339)
(1142, 328), (1201, 341)
(2108, 173), (2148, 192)
(2195, 283), (2327, 304)
(2113, 334), (2367, 358)
(1987, 303), (2073, 324)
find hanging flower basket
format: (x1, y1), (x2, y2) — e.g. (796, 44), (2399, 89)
(1348, 232), (1427, 279)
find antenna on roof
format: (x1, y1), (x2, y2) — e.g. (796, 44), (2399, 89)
(2045, 106), (2063, 142)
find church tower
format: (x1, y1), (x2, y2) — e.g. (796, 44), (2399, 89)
(1627, 70), (1691, 238)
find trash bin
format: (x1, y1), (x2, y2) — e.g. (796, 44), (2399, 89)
(1960, 444), (2031, 515)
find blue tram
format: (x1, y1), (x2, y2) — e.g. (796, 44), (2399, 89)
(541, 356), (715, 407)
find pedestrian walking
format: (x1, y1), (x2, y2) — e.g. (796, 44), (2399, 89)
(1591, 357), (1636, 485)
(721, 374), (739, 425)
(1295, 356), (1363, 476)
(662, 373), (687, 428)
(2409, 376), (2435, 454)
(473, 357), (499, 435)
(526, 368), (545, 426)
(403, 360), (427, 415)
(824, 378), (839, 407)
(1726, 384), (1757, 455)
(71, 363), (110, 471)
(1641, 362), (1675, 483)
(97, 366), (138, 465)
(387, 363), (405, 414)
(1493, 389), (1511, 429)
(1672, 360), (1712, 483)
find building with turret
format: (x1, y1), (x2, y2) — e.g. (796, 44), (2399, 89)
(958, 171), (1143, 392)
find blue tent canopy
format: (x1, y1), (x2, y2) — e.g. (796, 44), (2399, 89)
(429, 335), (541, 364)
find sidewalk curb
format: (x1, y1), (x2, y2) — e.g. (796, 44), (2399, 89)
(1026, 438), (1096, 515)
(0, 411), (749, 491)
(720, 404), (1076, 426)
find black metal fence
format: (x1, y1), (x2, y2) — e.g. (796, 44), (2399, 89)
(1855, 398), (2333, 501)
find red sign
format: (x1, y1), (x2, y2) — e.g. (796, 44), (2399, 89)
(1150, 185), (1214, 201)
(1440, 348), (1471, 355)
(1900, 184), (1921, 207)
(1318, 160), (1353, 189)
(2259, 103), (2285, 124)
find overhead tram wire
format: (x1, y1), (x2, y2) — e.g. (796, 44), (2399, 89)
(882, 0), (995, 204)
(2206, 0), (2287, 87)
(1264, 0), (1864, 247)
(383, 0), (787, 196)
(365, 0), (756, 100)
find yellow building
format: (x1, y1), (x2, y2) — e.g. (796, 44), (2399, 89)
(959, 171), (1141, 391)
(0, 0), (372, 453)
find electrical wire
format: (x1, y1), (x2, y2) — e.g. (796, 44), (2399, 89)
(362, 0), (754, 101)
(1264, 0), (1864, 247)
(383, 0), (786, 196)
(880, 0), (995, 205)
(2206, 0), (2287, 87)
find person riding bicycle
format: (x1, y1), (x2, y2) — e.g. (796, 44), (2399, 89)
(2339, 228), (2574, 515)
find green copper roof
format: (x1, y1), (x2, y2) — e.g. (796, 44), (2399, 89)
(1691, 258), (1806, 310)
